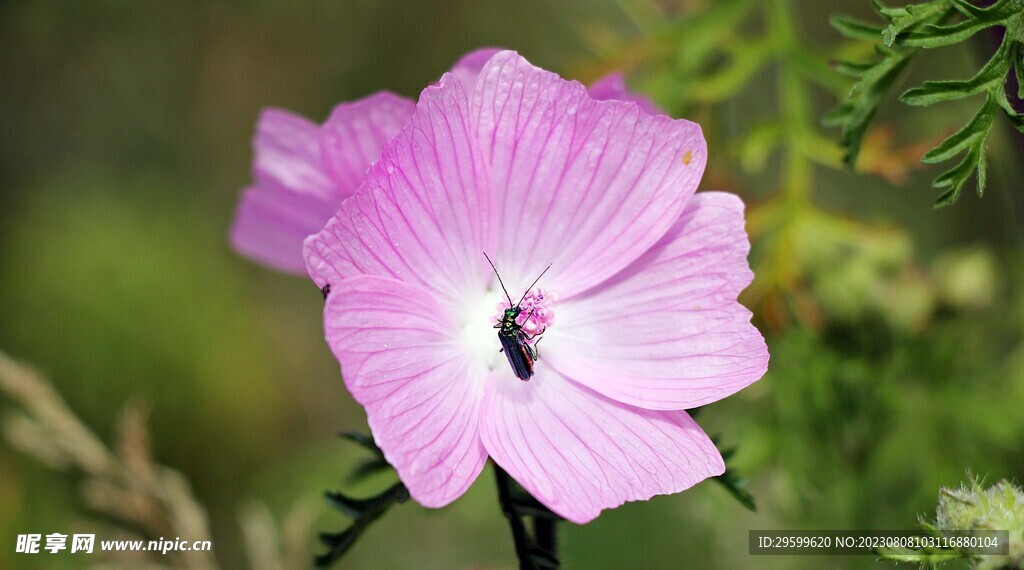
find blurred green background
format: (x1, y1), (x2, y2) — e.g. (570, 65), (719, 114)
(1, 0), (1022, 568)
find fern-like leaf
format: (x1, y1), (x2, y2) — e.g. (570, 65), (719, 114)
(830, 0), (1024, 206)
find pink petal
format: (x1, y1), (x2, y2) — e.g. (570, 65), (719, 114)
(252, 108), (338, 202)
(320, 91), (415, 193)
(480, 369), (724, 524)
(588, 72), (663, 116)
(454, 49), (658, 112)
(230, 184), (337, 274)
(471, 51), (707, 296)
(448, 47), (503, 92)
(325, 275), (488, 507)
(304, 73), (491, 303)
(229, 109), (340, 273)
(231, 95), (414, 274)
(544, 192), (768, 410)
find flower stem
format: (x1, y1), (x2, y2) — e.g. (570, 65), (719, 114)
(494, 463), (559, 569)
(767, 0), (813, 207)
(533, 517), (557, 558)
(495, 464), (535, 568)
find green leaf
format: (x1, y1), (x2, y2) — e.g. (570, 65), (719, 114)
(900, 38), (1011, 106)
(315, 529), (358, 567)
(1006, 109), (1024, 132)
(665, 0), (759, 78)
(932, 142), (987, 206)
(830, 15), (884, 41)
(325, 490), (385, 518)
(879, 0), (955, 46)
(350, 457), (391, 482)
(900, 76), (999, 105)
(822, 105), (850, 128)
(738, 122), (786, 172)
(948, 0), (1019, 21)
(901, 18), (1002, 47)
(338, 430), (383, 455)
(848, 47), (904, 99)
(316, 481), (409, 567)
(793, 48), (854, 94)
(977, 151), (987, 197)
(921, 97), (995, 163)
(1014, 42), (1024, 100)
(338, 430), (393, 482)
(897, 0), (1018, 47)
(831, 60), (874, 78)
(688, 43), (770, 103)
(711, 438), (757, 512)
(827, 50), (914, 167)
(827, 0), (957, 169)
(827, 0), (1023, 207)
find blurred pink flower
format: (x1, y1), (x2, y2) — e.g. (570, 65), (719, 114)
(587, 71), (662, 115)
(304, 50), (768, 524)
(230, 94), (413, 274)
(229, 48), (666, 274)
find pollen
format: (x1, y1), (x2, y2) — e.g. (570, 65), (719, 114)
(493, 288), (558, 343)
(682, 150), (693, 165)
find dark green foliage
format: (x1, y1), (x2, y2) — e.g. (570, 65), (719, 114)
(824, 41), (921, 169)
(711, 440), (758, 512)
(338, 431), (392, 481)
(712, 273), (1024, 537)
(315, 432), (409, 568)
(316, 482), (409, 567)
(829, 0), (1024, 206)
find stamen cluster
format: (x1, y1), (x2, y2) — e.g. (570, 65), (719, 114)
(493, 288), (558, 340)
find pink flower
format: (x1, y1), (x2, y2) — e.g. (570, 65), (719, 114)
(303, 50), (768, 524)
(229, 48), (666, 274)
(229, 93), (414, 274)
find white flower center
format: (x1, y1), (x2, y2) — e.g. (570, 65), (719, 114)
(458, 286), (558, 373)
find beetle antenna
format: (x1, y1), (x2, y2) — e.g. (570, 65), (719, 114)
(516, 263), (552, 307)
(482, 252), (514, 307)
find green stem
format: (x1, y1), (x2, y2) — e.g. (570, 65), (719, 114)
(495, 464), (549, 569)
(534, 516), (557, 558)
(768, 0), (814, 208)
